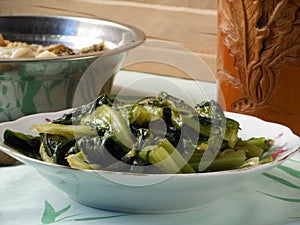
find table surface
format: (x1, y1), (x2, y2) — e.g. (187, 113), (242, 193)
(1, 71), (299, 225)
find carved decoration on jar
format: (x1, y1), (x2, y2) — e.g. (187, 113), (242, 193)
(217, 0), (300, 113)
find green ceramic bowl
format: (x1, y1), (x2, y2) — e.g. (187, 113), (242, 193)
(0, 15), (145, 121)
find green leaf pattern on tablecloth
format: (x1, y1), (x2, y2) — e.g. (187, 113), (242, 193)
(259, 157), (300, 219)
(276, 164), (300, 179)
(262, 160), (300, 194)
(41, 201), (74, 224)
(262, 173), (300, 190)
(41, 200), (127, 224)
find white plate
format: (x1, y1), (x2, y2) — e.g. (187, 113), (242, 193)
(0, 110), (299, 213)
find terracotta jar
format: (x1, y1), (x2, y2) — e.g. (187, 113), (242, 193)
(216, 0), (300, 135)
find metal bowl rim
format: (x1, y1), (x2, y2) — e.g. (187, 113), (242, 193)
(0, 15), (146, 63)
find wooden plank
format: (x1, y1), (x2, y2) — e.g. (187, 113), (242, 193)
(125, 0), (217, 9)
(124, 55), (217, 82)
(123, 41), (216, 82)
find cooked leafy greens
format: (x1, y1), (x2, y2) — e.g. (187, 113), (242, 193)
(4, 92), (276, 173)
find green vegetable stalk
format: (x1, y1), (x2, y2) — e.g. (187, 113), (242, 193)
(3, 92), (275, 173)
(139, 138), (195, 173)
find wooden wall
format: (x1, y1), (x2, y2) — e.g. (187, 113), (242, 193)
(0, 0), (217, 82)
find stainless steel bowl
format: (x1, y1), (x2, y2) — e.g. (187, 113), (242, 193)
(0, 15), (145, 121)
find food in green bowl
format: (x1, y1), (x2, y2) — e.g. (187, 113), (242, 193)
(0, 15), (145, 122)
